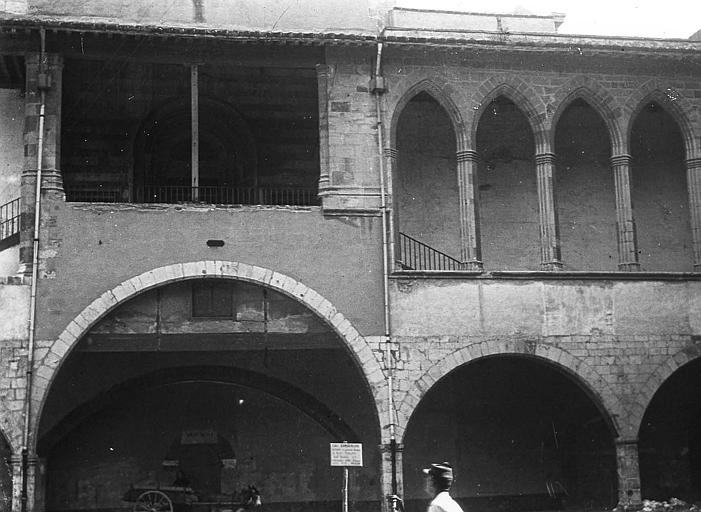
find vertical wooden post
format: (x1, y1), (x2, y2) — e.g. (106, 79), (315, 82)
(191, 64), (199, 201)
(611, 154), (640, 270)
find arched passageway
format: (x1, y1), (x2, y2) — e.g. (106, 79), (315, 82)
(402, 356), (617, 512)
(395, 91), (461, 266)
(476, 95), (538, 270)
(554, 99), (617, 270)
(630, 101), (692, 271)
(38, 278), (381, 512)
(639, 358), (701, 502)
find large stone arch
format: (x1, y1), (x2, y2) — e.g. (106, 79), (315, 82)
(387, 77), (468, 152)
(548, 76), (625, 155)
(38, 365), (363, 454)
(635, 344), (701, 437)
(623, 80), (699, 159)
(469, 75), (548, 154)
(31, 261), (387, 449)
(394, 340), (622, 442)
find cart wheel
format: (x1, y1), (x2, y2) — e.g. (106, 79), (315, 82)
(133, 490), (173, 512)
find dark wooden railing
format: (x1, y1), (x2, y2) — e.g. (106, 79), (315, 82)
(64, 184), (319, 207)
(0, 197), (20, 250)
(398, 232), (463, 271)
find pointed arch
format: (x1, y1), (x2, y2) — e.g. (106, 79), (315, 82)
(549, 76), (624, 154)
(394, 341), (621, 442)
(31, 261), (386, 450)
(388, 78), (467, 151)
(470, 76), (548, 153)
(623, 80), (699, 158)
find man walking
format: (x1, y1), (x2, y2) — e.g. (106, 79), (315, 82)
(422, 462), (464, 512)
(389, 462), (464, 512)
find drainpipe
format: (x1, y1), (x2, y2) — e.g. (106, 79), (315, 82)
(22, 26), (49, 512)
(371, 40), (398, 497)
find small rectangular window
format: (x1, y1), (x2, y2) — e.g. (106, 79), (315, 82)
(192, 281), (234, 318)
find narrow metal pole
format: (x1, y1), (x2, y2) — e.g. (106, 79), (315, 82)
(190, 64), (199, 201)
(342, 467), (349, 512)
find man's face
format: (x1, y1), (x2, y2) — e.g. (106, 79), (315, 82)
(424, 475), (435, 497)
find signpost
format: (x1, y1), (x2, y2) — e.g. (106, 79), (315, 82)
(330, 442), (363, 512)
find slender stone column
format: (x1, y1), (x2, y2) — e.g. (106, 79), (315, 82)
(535, 153), (562, 270)
(9, 454), (45, 512)
(316, 64), (331, 195)
(686, 157), (701, 271)
(611, 154), (640, 271)
(456, 150), (483, 270)
(10, 454), (21, 512)
(615, 439), (642, 508)
(19, 53), (64, 277)
(385, 147), (398, 268)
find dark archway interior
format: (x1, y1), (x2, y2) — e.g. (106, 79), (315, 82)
(39, 279), (381, 512)
(639, 358), (701, 502)
(631, 101), (691, 271)
(402, 356), (617, 512)
(60, 58), (321, 205)
(0, 434), (11, 511)
(396, 91), (460, 263)
(476, 95), (538, 270)
(554, 99), (616, 270)
(136, 100), (252, 190)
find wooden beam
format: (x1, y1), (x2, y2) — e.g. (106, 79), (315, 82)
(76, 332), (340, 352)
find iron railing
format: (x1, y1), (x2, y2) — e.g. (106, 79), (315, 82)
(0, 197), (20, 250)
(64, 184), (125, 203)
(398, 232), (463, 271)
(64, 184), (319, 207)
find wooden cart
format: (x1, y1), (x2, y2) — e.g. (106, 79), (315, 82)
(123, 484), (261, 512)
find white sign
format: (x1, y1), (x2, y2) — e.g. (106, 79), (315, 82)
(330, 443), (363, 467)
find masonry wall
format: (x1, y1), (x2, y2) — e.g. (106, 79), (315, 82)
(0, 89), (23, 205)
(319, 47), (382, 212)
(389, 276), (701, 439)
(0, 89), (24, 275)
(33, 202), (385, 343)
(0, 279), (30, 452)
(383, 47), (701, 271)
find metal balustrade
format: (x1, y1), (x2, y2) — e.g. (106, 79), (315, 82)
(64, 184), (319, 207)
(397, 232), (463, 271)
(0, 197), (20, 250)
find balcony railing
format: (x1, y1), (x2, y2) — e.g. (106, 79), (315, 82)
(0, 197), (20, 250)
(398, 232), (463, 271)
(64, 184), (319, 207)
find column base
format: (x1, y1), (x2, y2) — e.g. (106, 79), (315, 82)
(461, 260), (483, 271)
(618, 262), (641, 271)
(540, 261), (563, 271)
(16, 262), (33, 278)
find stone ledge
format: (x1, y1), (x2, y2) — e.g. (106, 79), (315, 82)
(391, 270), (701, 281)
(0, 275), (30, 285)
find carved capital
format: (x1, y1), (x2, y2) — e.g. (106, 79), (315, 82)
(456, 150), (479, 163)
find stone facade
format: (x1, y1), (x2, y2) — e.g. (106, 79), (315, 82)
(0, 3), (700, 512)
